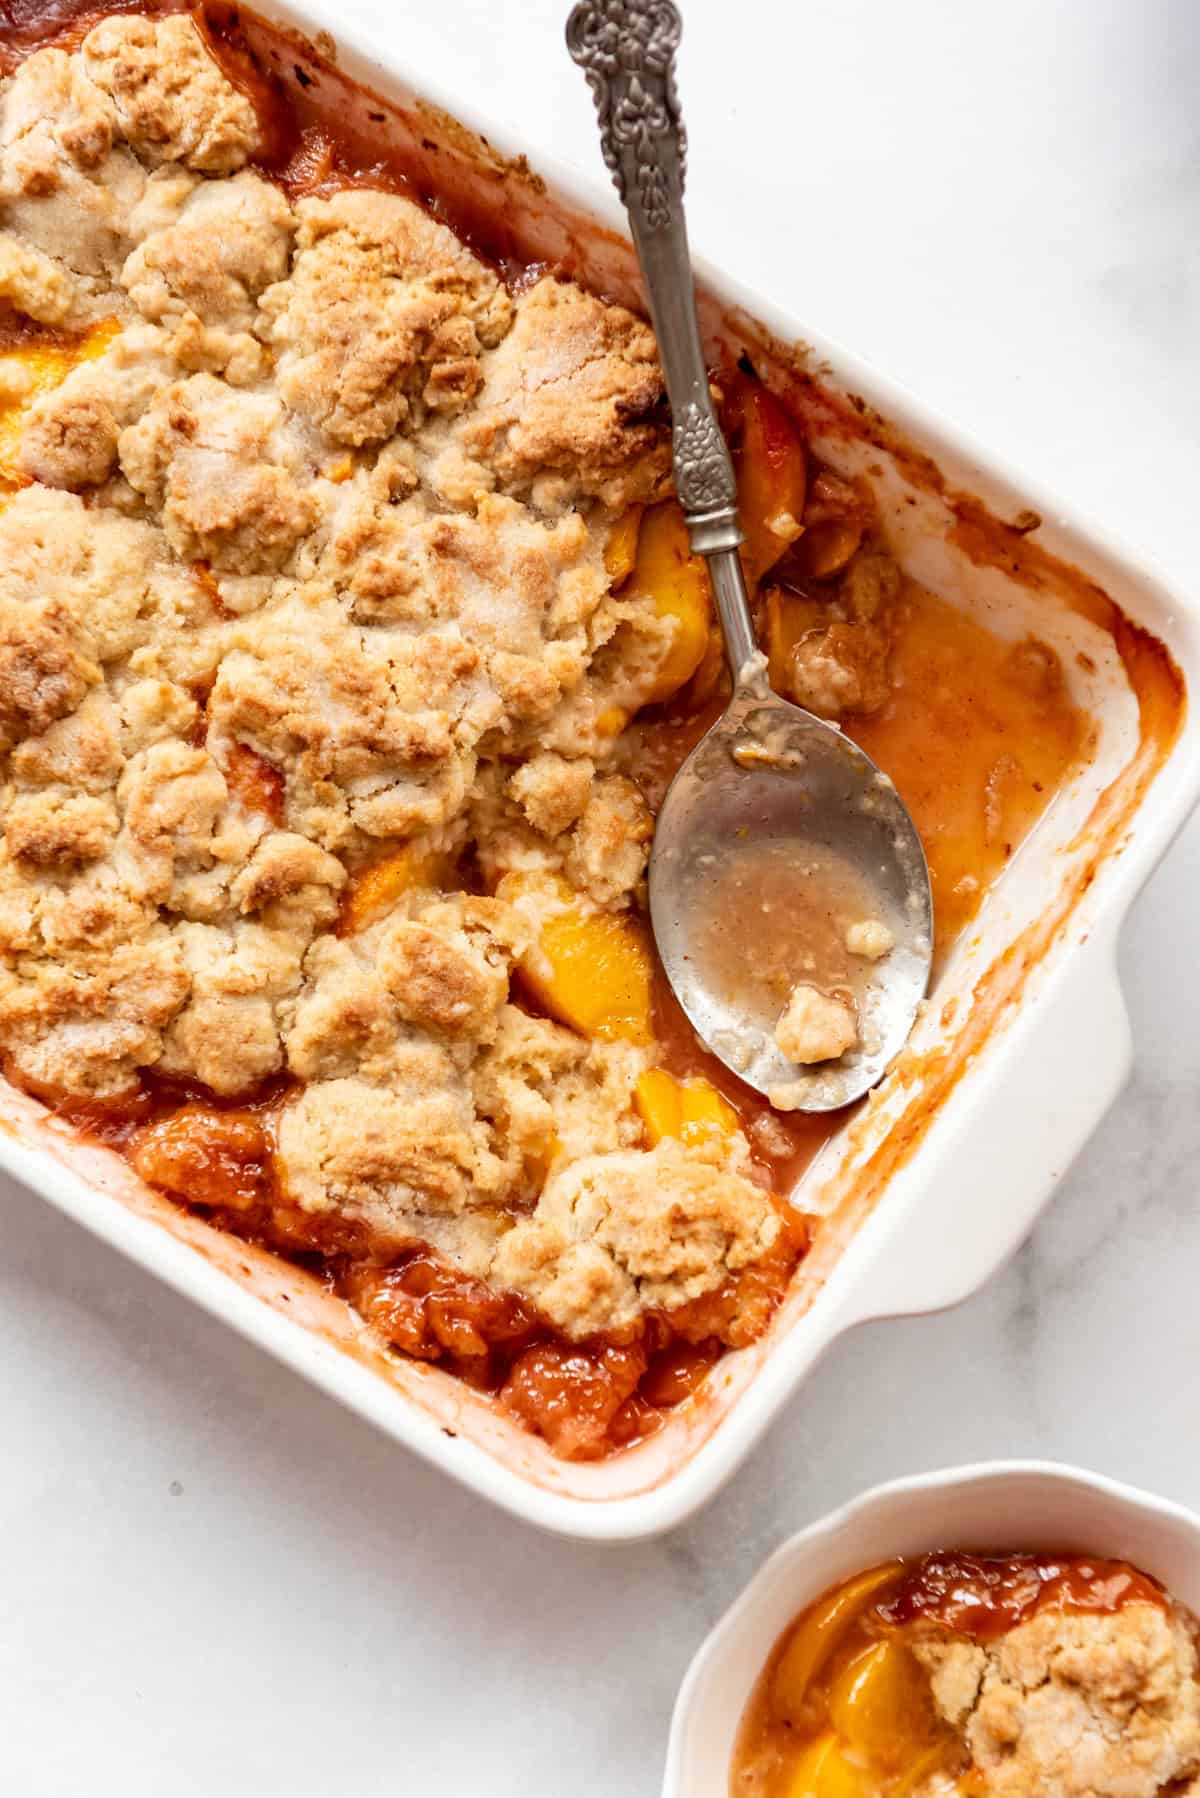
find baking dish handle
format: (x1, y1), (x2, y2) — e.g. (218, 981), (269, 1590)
(834, 930), (1133, 1324)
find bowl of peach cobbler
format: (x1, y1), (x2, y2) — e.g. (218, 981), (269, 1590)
(666, 1464), (1200, 1797)
(0, 0), (1193, 1533)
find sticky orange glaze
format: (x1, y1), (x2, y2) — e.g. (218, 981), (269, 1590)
(87, 1089), (809, 1461)
(850, 589), (1092, 954)
(773, 580), (1186, 1309)
(878, 1549), (1168, 1640)
(43, 1046), (810, 1462)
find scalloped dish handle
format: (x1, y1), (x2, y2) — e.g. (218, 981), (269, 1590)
(831, 930), (1133, 1327)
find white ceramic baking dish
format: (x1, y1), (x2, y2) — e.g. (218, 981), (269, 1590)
(2, 1), (1197, 1541)
(663, 1460), (1200, 1795)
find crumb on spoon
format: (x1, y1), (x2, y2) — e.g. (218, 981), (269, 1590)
(774, 983), (859, 1065)
(844, 917), (895, 960)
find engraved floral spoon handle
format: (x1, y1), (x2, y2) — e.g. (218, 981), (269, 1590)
(566, 0), (759, 680)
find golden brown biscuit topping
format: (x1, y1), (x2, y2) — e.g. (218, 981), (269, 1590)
(0, 4), (1095, 1458)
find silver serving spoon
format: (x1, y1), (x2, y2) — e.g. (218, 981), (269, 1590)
(568, 0), (932, 1111)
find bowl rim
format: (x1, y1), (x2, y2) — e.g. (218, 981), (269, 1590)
(662, 1458), (1200, 1794)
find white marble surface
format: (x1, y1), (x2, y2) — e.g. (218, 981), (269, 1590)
(3, 0), (1199, 1791)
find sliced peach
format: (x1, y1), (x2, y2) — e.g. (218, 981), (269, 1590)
(594, 705), (629, 739)
(763, 585), (823, 694)
(628, 500), (713, 704)
(679, 624), (725, 709)
(635, 1070), (739, 1145)
(790, 519), (863, 580)
(339, 845), (450, 935)
(772, 1562), (905, 1725)
(504, 871), (653, 1044)
(634, 1068), (683, 1144)
(0, 315), (121, 487)
(77, 317), (122, 363)
(783, 1734), (872, 1798)
(728, 369), (807, 588)
(679, 1076), (739, 1143)
(604, 505), (644, 586)
(789, 470), (867, 580)
(223, 742), (285, 824)
(828, 1639), (945, 1770)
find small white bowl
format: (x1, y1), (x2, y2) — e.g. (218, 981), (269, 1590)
(662, 1461), (1200, 1798)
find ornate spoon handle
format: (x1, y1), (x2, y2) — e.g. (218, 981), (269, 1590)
(567, 0), (758, 676)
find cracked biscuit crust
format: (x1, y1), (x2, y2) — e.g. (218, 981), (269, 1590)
(0, 45), (140, 317)
(18, 320), (185, 491)
(492, 1138), (782, 1339)
(119, 372), (320, 570)
(261, 190), (512, 448)
(275, 894), (526, 1259)
(0, 17), (261, 327)
(916, 1603), (1200, 1796)
(208, 592), (479, 850)
(80, 15), (261, 174)
(432, 274), (671, 514)
(121, 169), (294, 342)
(0, 16), (792, 1368)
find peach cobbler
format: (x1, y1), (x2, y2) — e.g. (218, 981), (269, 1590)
(0, 3), (1102, 1457)
(732, 1551), (1200, 1795)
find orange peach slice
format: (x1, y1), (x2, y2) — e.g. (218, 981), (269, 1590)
(634, 1070), (739, 1146)
(728, 370), (807, 588)
(828, 1638), (943, 1769)
(0, 315), (121, 489)
(339, 846), (450, 935)
(763, 585), (823, 694)
(604, 504), (643, 586)
(783, 1734), (872, 1798)
(628, 500), (713, 704)
(772, 1562), (905, 1725)
(504, 872), (653, 1044)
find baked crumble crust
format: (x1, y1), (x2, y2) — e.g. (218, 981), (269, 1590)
(261, 189), (512, 448)
(775, 981), (859, 1065)
(81, 15), (262, 174)
(915, 1603), (1200, 1795)
(0, 40), (141, 313)
(492, 1137), (782, 1339)
(18, 320), (183, 490)
(121, 168), (294, 349)
(119, 371), (321, 569)
(0, 10), (828, 1435)
(783, 548), (901, 720)
(426, 273), (671, 514)
(471, 765), (652, 911)
(0, 14), (263, 328)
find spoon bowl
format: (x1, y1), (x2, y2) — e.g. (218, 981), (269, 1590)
(649, 673), (933, 1108)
